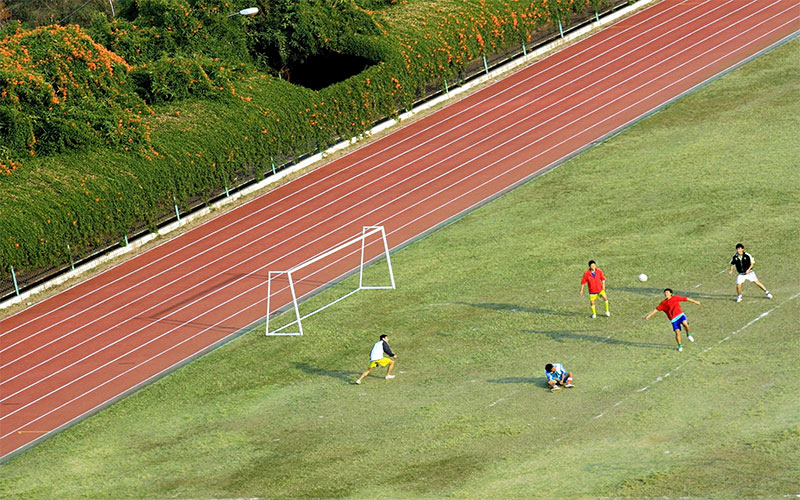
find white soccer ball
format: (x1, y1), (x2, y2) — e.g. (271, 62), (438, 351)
(638, 273), (648, 282)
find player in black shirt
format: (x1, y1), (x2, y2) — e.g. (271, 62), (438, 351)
(729, 243), (772, 302)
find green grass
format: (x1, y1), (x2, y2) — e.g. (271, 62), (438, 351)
(2, 38), (799, 499)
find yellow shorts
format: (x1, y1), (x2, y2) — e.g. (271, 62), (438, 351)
(369, 357), (392, 368)
(589, 290), (607, 301)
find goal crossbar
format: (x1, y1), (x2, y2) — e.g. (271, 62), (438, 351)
(266, 226), (395, 336)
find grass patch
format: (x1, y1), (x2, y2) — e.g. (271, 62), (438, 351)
(1, 38), (798, 500)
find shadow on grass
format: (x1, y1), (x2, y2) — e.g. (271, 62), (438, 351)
(454, 302), (582, 317)
(523, 329), (669, 348)
(611, 287), (731, 300)
(487, 377), (551, 388)
(292, 362), (360, 382)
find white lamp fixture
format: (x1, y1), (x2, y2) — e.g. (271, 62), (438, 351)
(227, 7), (259, 17)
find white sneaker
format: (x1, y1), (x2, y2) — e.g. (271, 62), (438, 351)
(605, 311), (611, 317)
(677, 345), (683, 352)
(766, 292), (773, 299)
(736, 295), (742, 303)
(385, 374), (395, 380)
(591, 314), (597, 319)
(551, 385), (561, 392)
(687, 335), (694, 342)
(565, 383), (574, 388)
(355, 379), (361, 384)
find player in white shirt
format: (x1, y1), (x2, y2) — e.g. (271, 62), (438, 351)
(355, 334), (398, 384)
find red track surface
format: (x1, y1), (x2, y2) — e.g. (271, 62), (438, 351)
(1, 0), (798, 460)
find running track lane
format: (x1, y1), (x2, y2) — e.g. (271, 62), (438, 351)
(1, 0), (798, 460)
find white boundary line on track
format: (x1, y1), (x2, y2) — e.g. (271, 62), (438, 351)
(0, 0), (749, 359)
(2, 9), (797, 427)
(0, 0), (668, 319)
(0, 1), (774, 381)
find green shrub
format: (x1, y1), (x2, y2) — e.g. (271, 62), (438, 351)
(0, 105), (34, 151)
(0, 23), (151, 159)
(131, 55), (217, 103)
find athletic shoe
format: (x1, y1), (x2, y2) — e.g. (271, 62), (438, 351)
(385, 374), (395, 380)
(551, 385), (561, 392)
(591, 314), (597, 319)
(605, 311), (611, 317)
(766, 291), (773, 299)
(687, 335), (694, 342)
(565, 383), (574, 388)
(677, 345), (683, 352)
(736, 295), (743, 303)
(355, 379), (361, 384)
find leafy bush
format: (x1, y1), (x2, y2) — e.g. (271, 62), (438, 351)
(90, 0), (253, 66)
(0, 23), (151, 160)
(131, 55), (218, 103)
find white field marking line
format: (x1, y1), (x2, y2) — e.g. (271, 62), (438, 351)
(618, 291), (800, 402)
(697, 267), (732, 289)
(561, 291), (800, 438)
(489, 398), (505, 407)
(0, 4), (727, 359)
(2, 4), (782, 391)
(0, 0), (698, 337)
(0, 3), (791, 420)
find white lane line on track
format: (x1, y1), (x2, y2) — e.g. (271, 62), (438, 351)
(0, 0), (702, 338)
(0, 0), (751, 363)
(2, 4), (794, 409)
(5, 3), (798, 445)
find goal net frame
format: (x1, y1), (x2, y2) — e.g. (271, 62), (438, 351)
(265, 225), (395, 336)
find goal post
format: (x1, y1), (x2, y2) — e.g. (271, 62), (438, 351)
(265, 225), (395, 336)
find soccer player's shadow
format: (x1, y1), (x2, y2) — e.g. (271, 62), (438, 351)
(487, 377), (549, 388)
(523, 329), (668, 349)
(454, 302), (583, 316)
(292, 362), (360, 382)
(611, 287), (730, 300)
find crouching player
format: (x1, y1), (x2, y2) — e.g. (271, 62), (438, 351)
(545, 363), (574, 392)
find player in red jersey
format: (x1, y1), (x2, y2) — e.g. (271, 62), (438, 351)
(580, 260), (610, 318)
(645, 288), (701, 352)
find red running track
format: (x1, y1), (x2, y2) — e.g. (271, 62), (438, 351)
(1, 0), (798, 460)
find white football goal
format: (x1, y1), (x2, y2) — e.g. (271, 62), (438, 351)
(265, 225), (395, 336)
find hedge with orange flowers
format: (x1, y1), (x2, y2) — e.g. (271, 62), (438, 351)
(0, 0), (612, 280)
(0, 23), (151, 160)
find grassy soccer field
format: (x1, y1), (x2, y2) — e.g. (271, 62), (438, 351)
(2, 38), (799, 499)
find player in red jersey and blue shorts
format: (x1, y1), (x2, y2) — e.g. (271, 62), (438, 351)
(645, 288), (702, 352)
